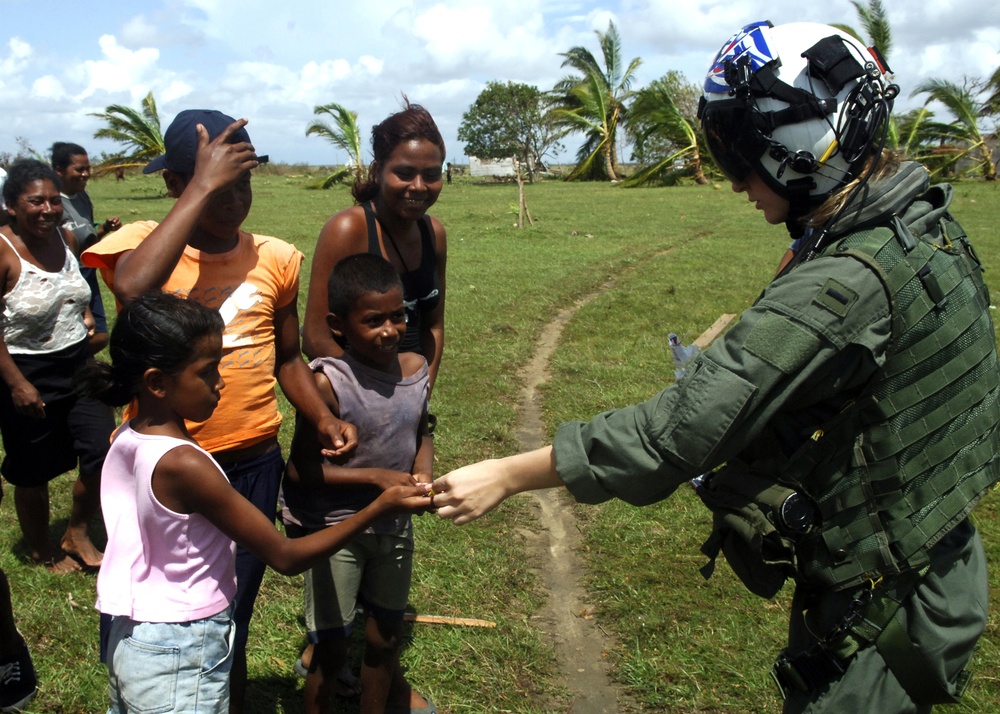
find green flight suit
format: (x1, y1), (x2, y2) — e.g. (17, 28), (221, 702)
(551, 163), (993, 712)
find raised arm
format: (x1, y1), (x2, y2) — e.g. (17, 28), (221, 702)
(113, 120), (259, 304)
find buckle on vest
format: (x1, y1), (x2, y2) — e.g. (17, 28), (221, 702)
(771, 646), (849, 699)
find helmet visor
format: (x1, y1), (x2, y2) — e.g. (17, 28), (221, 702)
(699, 97), (769, 183)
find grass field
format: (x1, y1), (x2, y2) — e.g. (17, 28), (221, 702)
(2, 169), (999, 712)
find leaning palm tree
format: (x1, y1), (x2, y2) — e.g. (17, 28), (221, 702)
(89, 91), (164, 174)
(306, 102), (365, 189)
(911, 78), (996, 180)
(622, 72), (707, 187)
(550, 21), (640, 181)
(982, 65), (1000, 116)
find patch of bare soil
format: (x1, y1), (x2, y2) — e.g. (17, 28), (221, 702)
(515, 285), (630, 714)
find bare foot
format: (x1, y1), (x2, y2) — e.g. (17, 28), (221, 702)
(32, 551), (82, 574)
(60, 535), (103, 569)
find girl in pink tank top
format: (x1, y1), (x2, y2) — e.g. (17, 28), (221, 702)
(77, 292), (431, 713)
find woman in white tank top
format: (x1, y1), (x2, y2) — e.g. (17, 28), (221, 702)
(0, 159), (114, 575)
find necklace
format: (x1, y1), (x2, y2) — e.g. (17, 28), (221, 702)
(371, 202), (411, 274)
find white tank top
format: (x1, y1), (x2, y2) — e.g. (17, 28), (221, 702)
(0, 232), (90, 354)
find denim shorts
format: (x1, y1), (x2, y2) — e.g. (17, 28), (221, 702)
(105, 606), (235, 714)
(304, 529), (413, 642)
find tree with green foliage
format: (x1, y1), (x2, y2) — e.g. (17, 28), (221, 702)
(89, 91), (165, 173)
(910, 78), (996, 180)
(458, 81), (563, 183)
(622, 71), (707, 187)
(550, 21), (641, 182)
(305, 102), (365, 189)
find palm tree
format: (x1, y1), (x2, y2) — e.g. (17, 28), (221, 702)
(89, 91), (165, 174)
(833, 0), (892, 59)
(306, 102), (364, 189)
(832, 0), (899, 148)
(983, 65), (1000, 116)
(622, 72), (707, 187)
(550, 21), (641, 181)
(910, 79), (996, 180)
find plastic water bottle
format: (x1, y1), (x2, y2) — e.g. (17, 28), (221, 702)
(668, 333), (700, 380)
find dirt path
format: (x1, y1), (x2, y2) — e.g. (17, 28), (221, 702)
(515, 284), (625, 714)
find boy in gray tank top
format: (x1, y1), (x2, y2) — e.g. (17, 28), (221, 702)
(281, 253), (436, 714)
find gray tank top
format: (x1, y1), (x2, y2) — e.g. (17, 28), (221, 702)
(280, 352), (429, 533)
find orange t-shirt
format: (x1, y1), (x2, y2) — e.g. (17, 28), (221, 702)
(82, 221), (303, 453)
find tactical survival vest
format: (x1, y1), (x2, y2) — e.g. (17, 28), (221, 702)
(782, 191), (1000, 591)
(698, 187), (1000, 598)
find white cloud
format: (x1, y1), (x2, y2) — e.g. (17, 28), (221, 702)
(31, 75), (67, 100)
(0, 37), (33, 85)
(74, 35), (162, 99)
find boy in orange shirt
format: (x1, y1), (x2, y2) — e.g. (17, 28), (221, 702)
(82, 109), (356, 712)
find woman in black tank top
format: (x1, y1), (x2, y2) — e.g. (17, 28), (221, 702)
(303, 102), (448, 393)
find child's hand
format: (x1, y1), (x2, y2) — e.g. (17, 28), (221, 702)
(378, 483), (435, 515)
(372, 469), (419, 490)
(316, 415), (358, 458)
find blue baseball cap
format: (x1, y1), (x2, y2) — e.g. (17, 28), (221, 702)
(143, 109), (261, 174)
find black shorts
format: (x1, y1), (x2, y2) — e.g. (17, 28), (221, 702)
(0, 342), (115, 487)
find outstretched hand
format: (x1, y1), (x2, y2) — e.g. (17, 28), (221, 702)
(431, 460), (511, 525)
(432, 447), (563, 525)
(379, 483), (436, 516)
(190, 118), (260, 194)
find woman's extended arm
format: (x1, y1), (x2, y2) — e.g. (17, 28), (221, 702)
(431, 446), (562, 525)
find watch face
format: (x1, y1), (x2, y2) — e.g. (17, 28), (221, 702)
(780, 493), (816, 532)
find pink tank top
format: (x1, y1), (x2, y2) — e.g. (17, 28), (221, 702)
(97, 423), (237, 622)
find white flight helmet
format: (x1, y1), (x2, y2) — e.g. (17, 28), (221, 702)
(698, 21), (897, 212)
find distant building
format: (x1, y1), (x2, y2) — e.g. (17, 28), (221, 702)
(469, 156), (516, 178)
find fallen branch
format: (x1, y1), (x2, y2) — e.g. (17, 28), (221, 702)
(404, 613), (497, 628)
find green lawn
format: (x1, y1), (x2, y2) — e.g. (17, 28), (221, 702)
(2, 170), (998, 712)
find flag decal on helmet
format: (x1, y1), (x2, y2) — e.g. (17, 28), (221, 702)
(705, 20), (776, 94)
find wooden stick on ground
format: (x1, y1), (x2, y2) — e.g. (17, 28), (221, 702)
(693, 313), (737, 349)
(403, 613), (497, 628)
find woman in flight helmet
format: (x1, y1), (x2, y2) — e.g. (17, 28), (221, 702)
(429, 20), (998, 714)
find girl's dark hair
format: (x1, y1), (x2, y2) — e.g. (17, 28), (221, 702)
(352, 100), (446, 204)
(2, 159), (60, 209)
(76, 292), (224, 406)
(50, 142), (88, 172)
(327, 253), (403, 316)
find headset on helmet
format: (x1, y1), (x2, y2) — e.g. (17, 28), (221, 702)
(698, 21), (898, 211)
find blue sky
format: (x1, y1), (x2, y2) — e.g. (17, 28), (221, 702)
(2, 0), (998, 166)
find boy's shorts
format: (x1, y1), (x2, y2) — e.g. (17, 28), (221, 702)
(304, 529), (414, 643)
